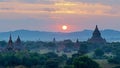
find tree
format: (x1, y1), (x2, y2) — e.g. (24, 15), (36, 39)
(73, 56), (100, 68)
(108, 47), (120, 64)
(78, 43), (88, 56)
(64, 39), (74, 49)
(94, 49), (104, 57)
(64, 65), (74, 68)
(45, 59), (59, 68)
(113, 66), (120, 68)
(108, 57), (120, 64)
(58, 54), (67, 63)
(44, 52), (58, 58)
(0, 41), (7, 47)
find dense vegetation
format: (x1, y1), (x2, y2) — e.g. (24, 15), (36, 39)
(0, 40), (120, 68)
(0, 52), (100, 68)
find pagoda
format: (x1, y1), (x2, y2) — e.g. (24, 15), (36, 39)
(87, 25), (106, 44)
(6, 34), (14, 51)
(14, 36), (23, 51)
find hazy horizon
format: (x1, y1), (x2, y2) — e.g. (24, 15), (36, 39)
(0, 28), (120, 33)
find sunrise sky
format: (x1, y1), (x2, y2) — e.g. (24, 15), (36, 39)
(0, 0), (120, 32)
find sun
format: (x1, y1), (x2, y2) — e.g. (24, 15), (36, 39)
(62, 25), (68, 30)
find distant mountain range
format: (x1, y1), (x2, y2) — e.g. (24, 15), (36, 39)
(0, 29), (120, 42)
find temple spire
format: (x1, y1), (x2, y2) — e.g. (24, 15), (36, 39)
(16, 35), (21, 43)
(74, 38), (80, 51)
(6, 34), (14, 51)
(76, 38), (79, 43)
(95, 25), (99, 32)
(95, 25), (98, 30)
(92, 25), (101, 38)
(53, 37), (56, 43)
(14, 35), (24, 51)
(87, 25), (106, 44)
(8, 34), (13, 45)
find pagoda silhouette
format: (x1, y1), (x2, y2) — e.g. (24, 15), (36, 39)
(5, 35), (24, 52)
(88, 25), (106, 44)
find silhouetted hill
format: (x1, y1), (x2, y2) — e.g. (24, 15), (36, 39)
(0, 29), (120, 42)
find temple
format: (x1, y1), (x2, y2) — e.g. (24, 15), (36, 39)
(5, 35), (24, 52)
(87, 25), (106, 44)
(14, 36), (23, 51)
(6, 34), (14, 51)
(53, 37), (56, 44)
(74, 39), (80, 51)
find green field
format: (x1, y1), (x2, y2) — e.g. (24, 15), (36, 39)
(95, 59), (120, 68)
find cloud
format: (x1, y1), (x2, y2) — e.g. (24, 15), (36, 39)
(53, 2), (112, 15)
(65, 0), (120, 5)
(0, 1), (119, 19)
